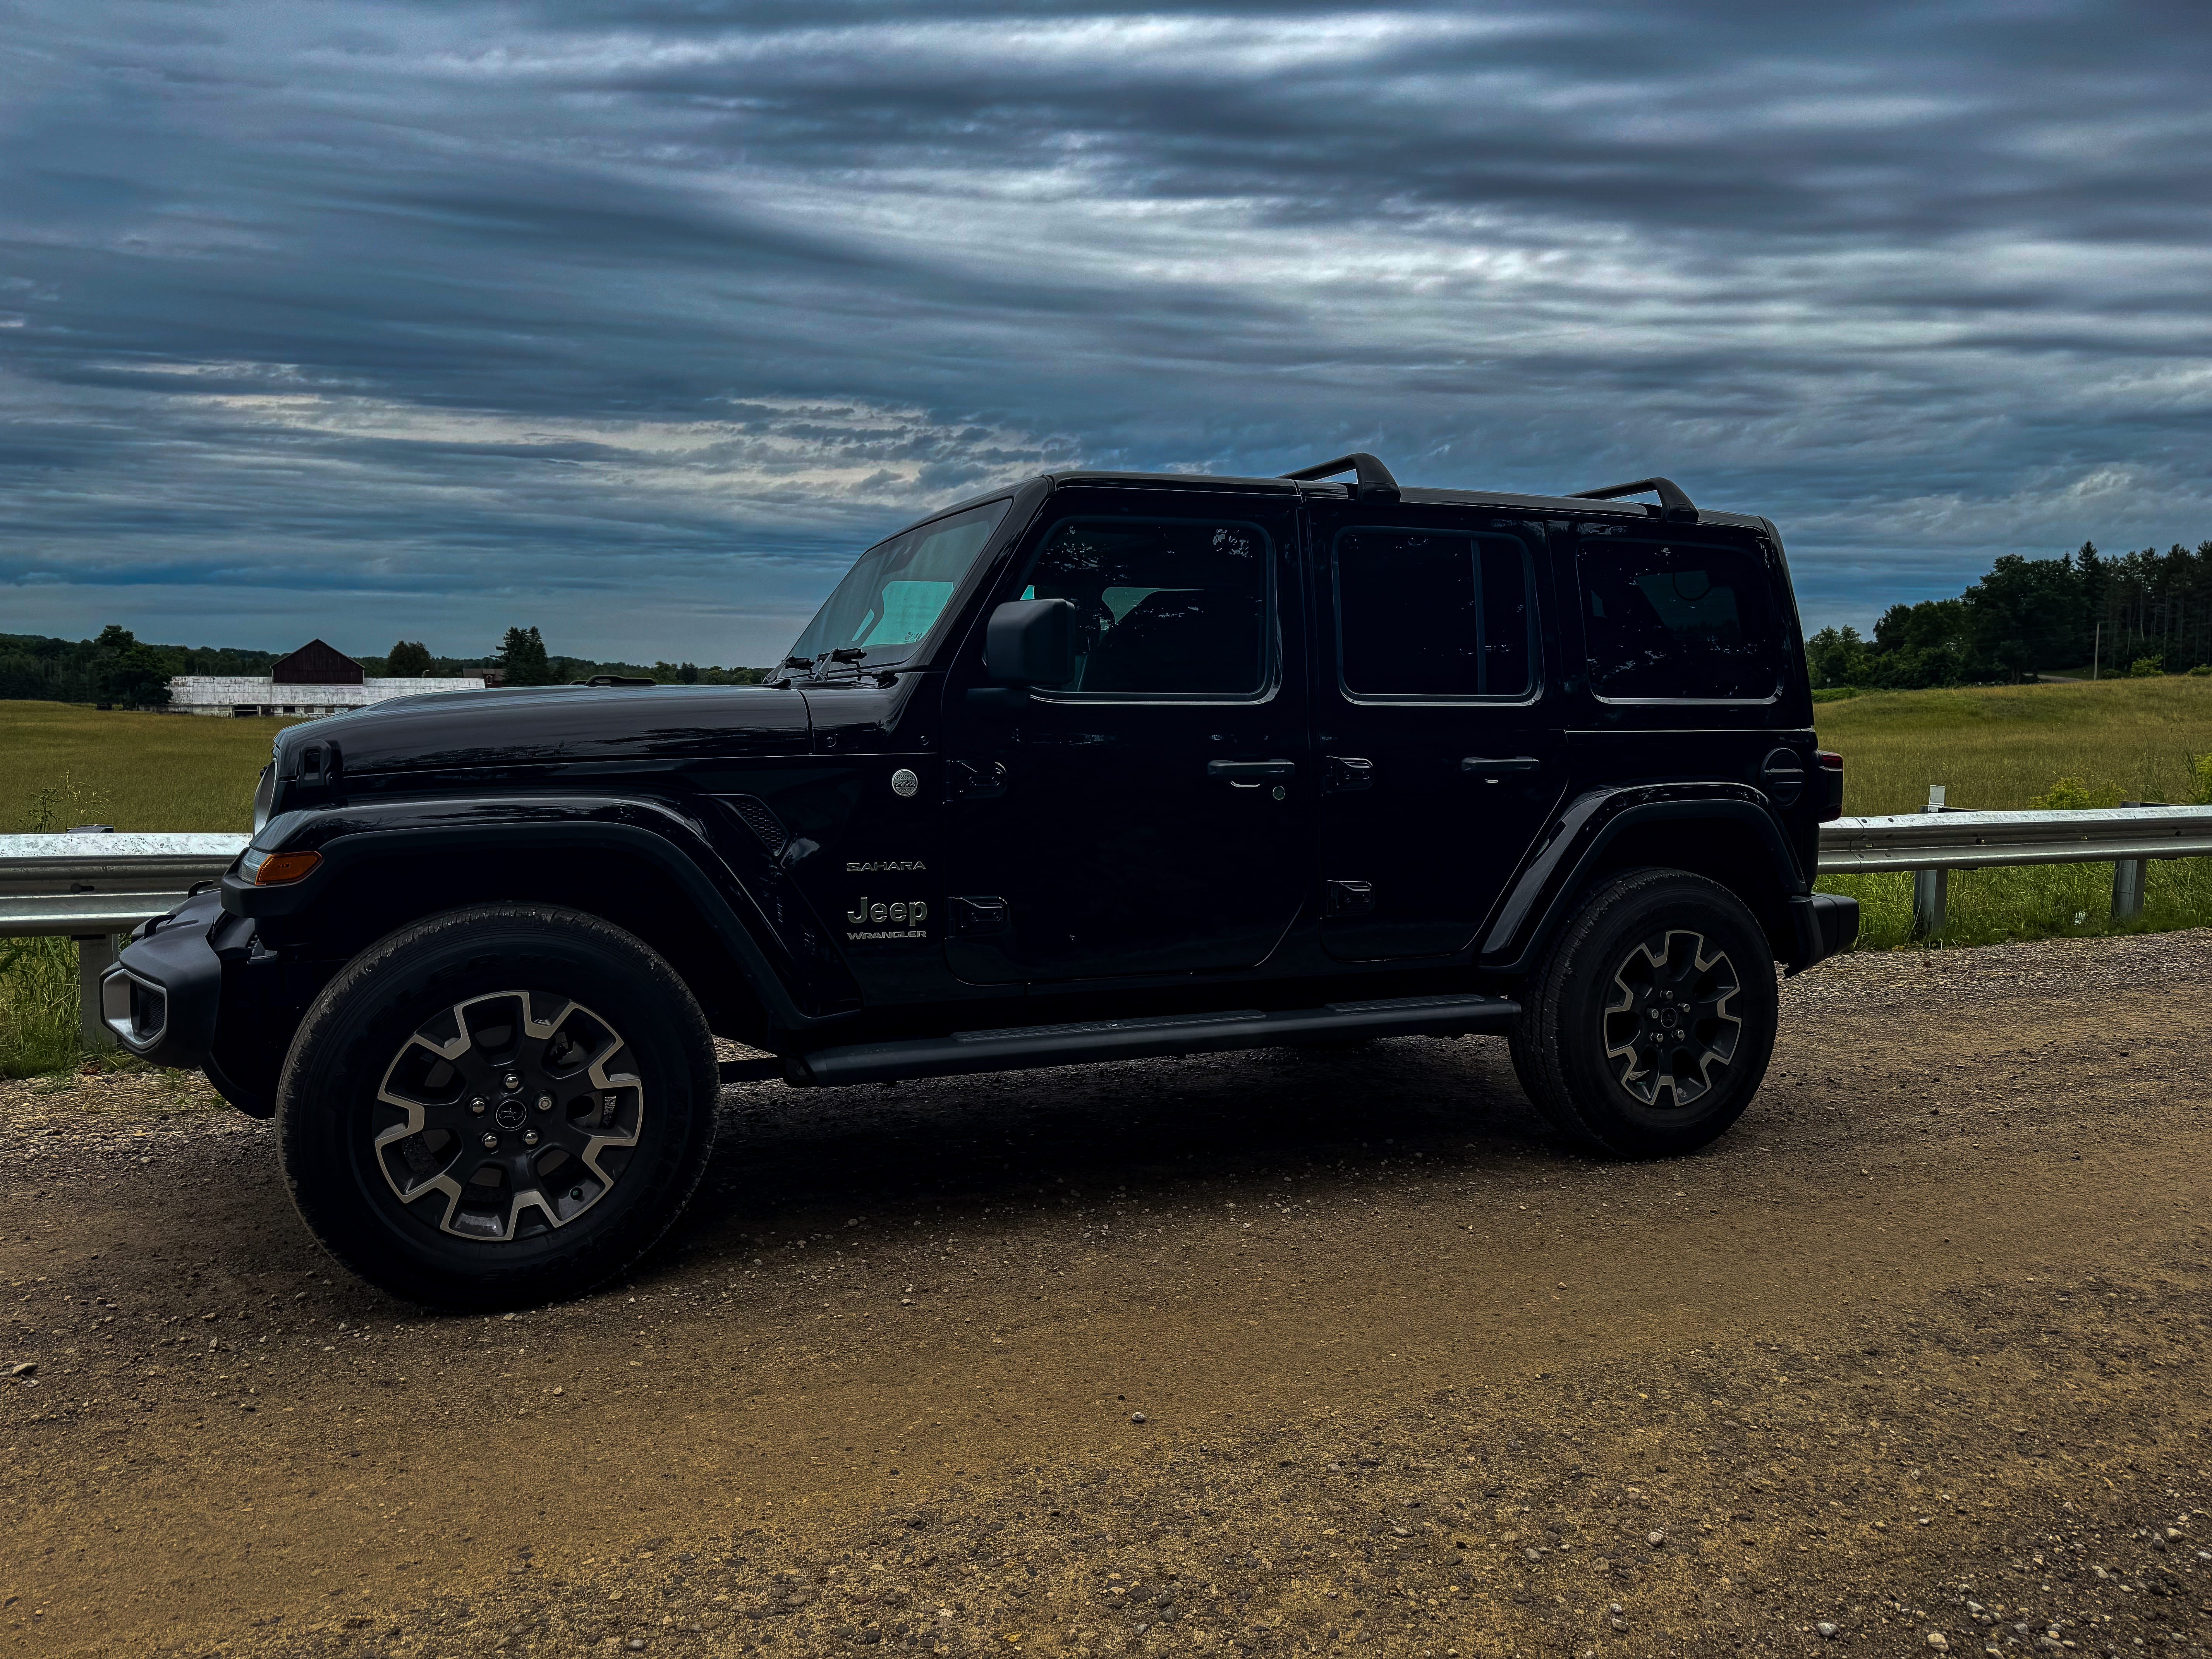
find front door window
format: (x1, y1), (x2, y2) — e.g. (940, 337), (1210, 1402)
(1019, 518), (1270, 696)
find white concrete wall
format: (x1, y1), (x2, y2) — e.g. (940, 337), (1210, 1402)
(167, 676), (486, 715)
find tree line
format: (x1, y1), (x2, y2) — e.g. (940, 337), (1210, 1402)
(0, 625), (272, 709)
(1807, 540), (2212, 689)
(0, 626), (772, 707)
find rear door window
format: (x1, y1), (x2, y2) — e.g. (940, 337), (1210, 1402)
(1578, 539), (1783, 702)
(1333, 529), (1534, 698)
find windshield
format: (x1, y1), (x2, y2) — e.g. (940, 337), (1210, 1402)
(784, 500), (1012, 672)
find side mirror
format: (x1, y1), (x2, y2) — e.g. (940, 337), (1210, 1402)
(984, 598), (1075, 687)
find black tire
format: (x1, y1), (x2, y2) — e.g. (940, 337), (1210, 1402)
(276, 903), (718, 1309)
(1507, 869), (1777, 1159)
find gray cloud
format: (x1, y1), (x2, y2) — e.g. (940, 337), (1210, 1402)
(3, 0), (2209, 661)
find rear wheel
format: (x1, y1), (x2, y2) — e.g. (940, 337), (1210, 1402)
(277, 904), (718, 1309)
(1508, 869), (1776, 1158)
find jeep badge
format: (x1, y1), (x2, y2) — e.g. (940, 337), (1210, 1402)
(891, 768), (919, 798)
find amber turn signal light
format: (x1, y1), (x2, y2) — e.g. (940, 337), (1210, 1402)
(253, 850), (323, 886)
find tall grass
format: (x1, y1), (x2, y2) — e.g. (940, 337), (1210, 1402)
(2, 700), (301, 831)
(1815, 675), (2212, 815)
(0, 935), (83, 1078)
(1813, 677), (2212, 950)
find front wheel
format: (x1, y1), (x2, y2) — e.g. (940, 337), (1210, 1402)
(1508, 869), (1777, 1158)
(277, 904), (719, 1309)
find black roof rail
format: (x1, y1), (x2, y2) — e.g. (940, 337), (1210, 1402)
(1280, 452), (1400, 502)
(1569, 476), (1698, 523)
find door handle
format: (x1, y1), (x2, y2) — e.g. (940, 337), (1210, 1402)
(1323, 756), (1374, 795)
(1462, 756), (1542, 780)
(1206, 759), (1297, 785)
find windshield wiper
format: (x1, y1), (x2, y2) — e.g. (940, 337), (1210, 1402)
(775, 646), (874, 687)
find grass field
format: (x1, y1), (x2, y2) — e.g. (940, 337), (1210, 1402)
(4, 683), (2211, 1072)
(2, 700), (301, 833)
(1815, 674), (2212, 816)
(1814, 676), (2212, 950)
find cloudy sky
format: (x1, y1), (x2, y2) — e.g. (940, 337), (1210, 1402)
(3, 0), (2209, 666)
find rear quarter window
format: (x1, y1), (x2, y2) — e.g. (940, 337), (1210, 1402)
(1577, 539), (1783, 702)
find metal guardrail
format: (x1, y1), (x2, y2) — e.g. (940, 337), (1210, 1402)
(1, 802), (2208, 1051)
(1817, 804), (2212, 874)
(1816, 790), (2212, 938)
(0, 833), (249, 1048)
(0, 833), (249, 938)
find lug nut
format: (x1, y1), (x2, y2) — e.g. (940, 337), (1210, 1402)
(536, 1094), (553, 1113)
(503, 1072), (522, 1091)
(480, 1132), (499, 1150)
(469, 1097), (488, 1115)
(524, 1130), (540, 1147)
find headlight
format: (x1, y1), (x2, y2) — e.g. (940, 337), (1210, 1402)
(252, 763), (275, 833)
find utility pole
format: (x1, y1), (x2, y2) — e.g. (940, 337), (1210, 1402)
(2092, 620), (2102, 680)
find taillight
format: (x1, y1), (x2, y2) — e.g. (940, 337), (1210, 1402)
(1815, 750), (1845, 822)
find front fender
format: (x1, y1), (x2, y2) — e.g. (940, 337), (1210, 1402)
(1478, 783), (1809, 975)
(222, 794), (858, 1032)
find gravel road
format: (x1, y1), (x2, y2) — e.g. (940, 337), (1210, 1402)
(3, 933), (2209, 1659)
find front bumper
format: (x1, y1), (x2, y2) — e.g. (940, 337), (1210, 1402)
(1784, 890), (1860, 974)
(100, 889), (234, 1069)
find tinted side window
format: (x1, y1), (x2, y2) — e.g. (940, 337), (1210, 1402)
(1578, 539), (1782, 701)
(1336, 530), (1532, 697)
(1019, 518), (1269, 695)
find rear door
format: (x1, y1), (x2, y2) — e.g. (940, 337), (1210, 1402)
(1308, 497), (1563, 961)
(940, 484), (1312, 984)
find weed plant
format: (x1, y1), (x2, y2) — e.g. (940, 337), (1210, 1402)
(0, 935), (84, 1077)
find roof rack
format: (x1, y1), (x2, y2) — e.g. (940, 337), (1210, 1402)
(1279, 452), (1400, 502)
(1569, 476), (1698, 523)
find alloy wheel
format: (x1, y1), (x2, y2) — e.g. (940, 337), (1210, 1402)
(371, 991), (644, 1241)
(1600, 928), (1743, 1108)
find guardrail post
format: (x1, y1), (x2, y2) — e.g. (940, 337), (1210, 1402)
(2113, 801), (2148, 920)
(1911, 785), (1949, 940)
(74, 933), (117, 1051)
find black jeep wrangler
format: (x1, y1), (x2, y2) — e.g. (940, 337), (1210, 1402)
(106, 454), (1854, 1308)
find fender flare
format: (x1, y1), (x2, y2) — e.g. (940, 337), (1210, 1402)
(222, 795), (858, 1034)
(1479, 784), (1808, 976)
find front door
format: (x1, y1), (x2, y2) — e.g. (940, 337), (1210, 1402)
(942, 485), (1311, 984)
(1309, 499), (1563, 961)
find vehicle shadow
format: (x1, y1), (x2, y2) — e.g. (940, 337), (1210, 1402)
(674, 1034), (1567, 1248)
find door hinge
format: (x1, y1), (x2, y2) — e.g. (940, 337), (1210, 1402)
(946, 759), (1009, 800)
(1325, 880), (1375, 916)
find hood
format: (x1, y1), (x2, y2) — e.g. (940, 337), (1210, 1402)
(277, 684), (811, 779)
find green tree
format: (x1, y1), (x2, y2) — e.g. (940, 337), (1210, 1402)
(497, 626), (554, 686)
(386, 639), (433, 677)
(89, 624), (172, 709)
(1803, 625), (1870, 689)
(1963, 553), (2088, 680)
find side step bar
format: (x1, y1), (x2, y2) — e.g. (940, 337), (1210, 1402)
(785, 993), (1519, 1088)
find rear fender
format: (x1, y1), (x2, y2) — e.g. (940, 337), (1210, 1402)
(1480, 784), (1810, 975)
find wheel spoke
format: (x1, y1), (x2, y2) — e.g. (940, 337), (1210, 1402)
(371, 989), (647, 1242)
(1606, 928), (1741, 1109)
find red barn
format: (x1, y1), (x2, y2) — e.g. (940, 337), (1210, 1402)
(270, 639), (364, 686)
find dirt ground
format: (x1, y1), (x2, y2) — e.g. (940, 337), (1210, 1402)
(3, 934), (2209, 1659)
